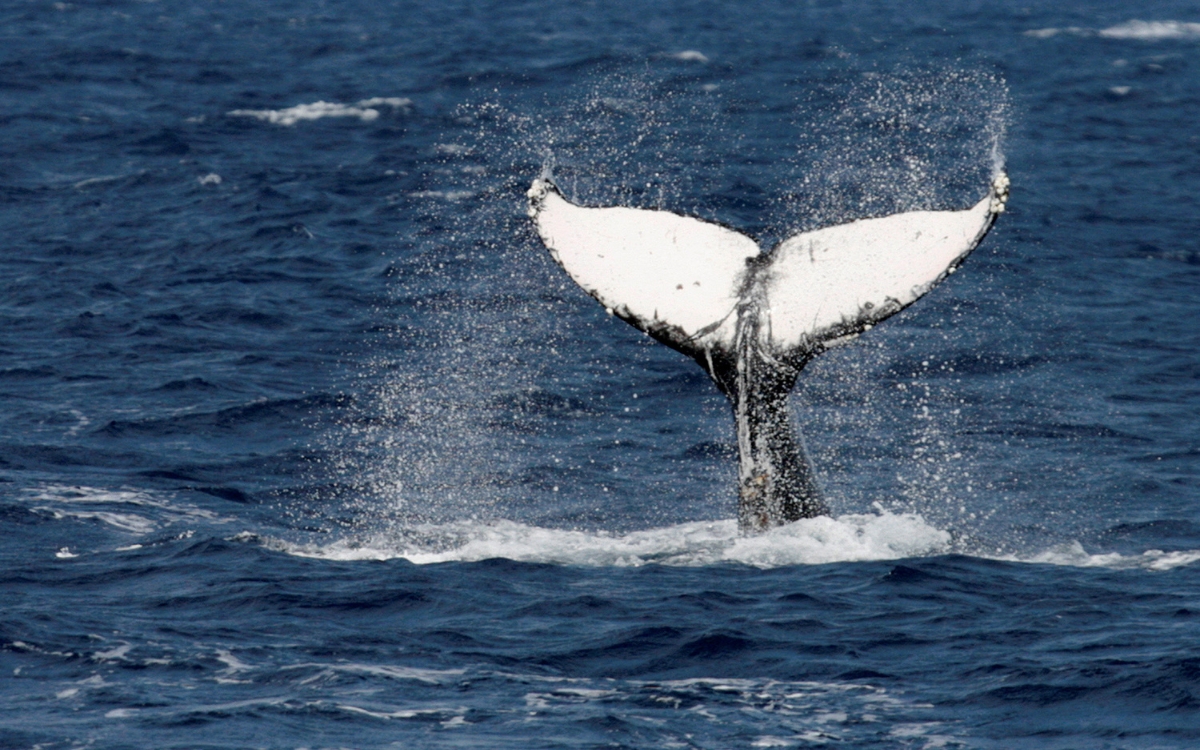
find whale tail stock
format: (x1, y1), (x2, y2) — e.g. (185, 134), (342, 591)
(528, 172), (1010, 533)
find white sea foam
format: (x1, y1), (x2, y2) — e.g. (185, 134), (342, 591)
(237, 512), (1200, 572)
(72, 173), (129, 189)
(215, 649), (252, 673)
(1099, 20), (1200, 40)
(212, 649), (254, 684)
(28, 485), (170, 508)
(44, 509), (158, 534)
(672, 50), (709, 63)
(228, 97), (411, 126)
(1007, 541), (1200, 571)
(1023, 26), (1088, 38)
(82, 666), (933, 740)
(518, 676), (927, 744)
(407, 189), (474, 201)
(336, 704), (465, 721)
(25, 484), (221, 538)
(1026, 20), (1200, 40)
(93, 642), (132, 662)
(282, 662), (465, 685)
(238, 511), (952, 568)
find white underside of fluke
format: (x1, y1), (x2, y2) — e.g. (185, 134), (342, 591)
(528, 182), (756, 349)
(763, 188), (1001, 351)
(528, 173), (1009, 357)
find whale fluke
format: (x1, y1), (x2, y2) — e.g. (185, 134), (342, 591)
(528, 172), (1009, 532)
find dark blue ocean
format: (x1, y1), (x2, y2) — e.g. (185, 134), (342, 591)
(3, 1), (1199, 747)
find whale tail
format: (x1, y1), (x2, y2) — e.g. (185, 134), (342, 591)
(528, 173), (1009, 532)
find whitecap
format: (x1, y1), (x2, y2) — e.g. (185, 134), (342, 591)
(1022, 27), (1089, 39)
(93, 642), (132, 662)
(28, 485), (166, 507)
(44, 509), (157, 534)
(336, 704), (464, 721)
(1099, 20), (1200, 40)
(751, 738), (794, 748)
(72, 173), (129, 189)
(182, 698), (291, 714)
(1007, 541), (1200, 571)
(357, 96), (413, 109)
(215, 649), (252, 673)
(64, 409), (90, 437)
(1027, 21), (1200, 41)
(24, 485), (221, 536)
(407, 189), (474, 201)
(672, 50), (709, 63)
(280, 662), (464, 685)
(227, 97), (412, 126)
(9, 641), (75, 658)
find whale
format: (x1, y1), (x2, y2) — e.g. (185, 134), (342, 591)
(528, 171), (1009, 533)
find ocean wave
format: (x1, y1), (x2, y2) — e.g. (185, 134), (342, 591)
(78, 663), (937, 744)
(227, 97), (412, 126)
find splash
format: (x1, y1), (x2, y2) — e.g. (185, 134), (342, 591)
(237, 513), (1200, 572)
(781, 68), (1010, 234)
(239, 511), (951, 567)
(325, 63), (1029, 548)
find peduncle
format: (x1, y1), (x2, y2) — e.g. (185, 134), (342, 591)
(726, 299), (827, 533)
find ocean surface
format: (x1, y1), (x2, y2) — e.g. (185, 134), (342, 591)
(2, 1), (1199, 747)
